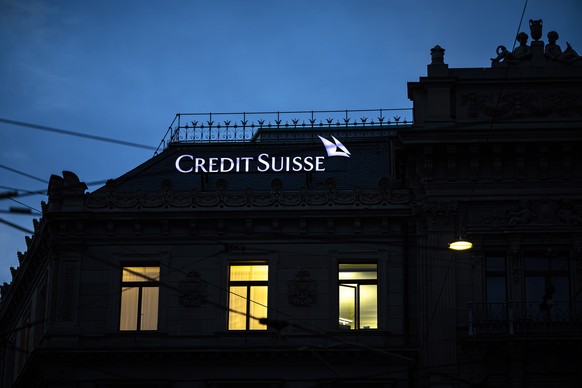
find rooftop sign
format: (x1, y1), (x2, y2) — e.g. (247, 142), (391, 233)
(175, 136), (351, 174)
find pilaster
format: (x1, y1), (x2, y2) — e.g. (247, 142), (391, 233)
(414, 201), (459, 378)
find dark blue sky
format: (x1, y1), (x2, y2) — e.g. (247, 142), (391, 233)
(1, 0), (581, 283)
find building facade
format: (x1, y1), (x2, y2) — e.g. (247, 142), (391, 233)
(1, 23), (581, 387)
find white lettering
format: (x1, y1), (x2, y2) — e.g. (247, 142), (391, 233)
(315, 156), (325, 171)
(271, 157), (284, 172)
(292, 156), (302, 172)
(176, 152), (337, 174)
(175, 154), (193, 173)
(241, 157), (253, 172)
(208, 157), (219, 173)
(222, 158), (234, 173)
(194, 158), (207, 173)
(257, 153), (270, 172)
(303, 156), (314, 171)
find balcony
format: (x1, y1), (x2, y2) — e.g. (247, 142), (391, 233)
(155, 108), (413, 153)
(467, 301), (582, 337)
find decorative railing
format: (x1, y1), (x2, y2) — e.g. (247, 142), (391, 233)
(467, 301), (582, 336)
(154, 108), (413, 154)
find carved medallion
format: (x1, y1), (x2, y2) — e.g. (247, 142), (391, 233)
(179, 271), (208, 307)
(288, 270), (317, 306)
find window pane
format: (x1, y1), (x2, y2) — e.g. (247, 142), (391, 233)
(339, 263), (378, 330)
(123, 266), (160, 282)
(552, 276), (569, 303)
(551, 258), (568, 271)
(140, 287), (159, 330)
(486, 276), (507, 304)
(339, 264), (377, 280)
(228, 286), (247, 330)
(524, 257), (548, 271)
(359, 284), (377, 329)
(339, 284), (356, 329)
(120, 266), (160, 332)
(230, 265), (268, 281)
(525, 276), (545, 303)
(485, 257), (505, 272)
(120, 287), (139, 331)
(249, 286), (268, 330)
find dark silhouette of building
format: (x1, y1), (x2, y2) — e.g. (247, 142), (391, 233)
(1, 22), (581, 387)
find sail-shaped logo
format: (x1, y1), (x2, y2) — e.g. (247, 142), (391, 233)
(318, 136), (351, 158)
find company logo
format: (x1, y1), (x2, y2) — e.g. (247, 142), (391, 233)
(318, 135), (351, 158)
(176, 135), (351, 174)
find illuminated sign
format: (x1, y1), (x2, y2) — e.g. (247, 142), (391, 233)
(175, 136), (350, 174)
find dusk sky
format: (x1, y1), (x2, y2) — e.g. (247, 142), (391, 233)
(1, 0), (581, 284)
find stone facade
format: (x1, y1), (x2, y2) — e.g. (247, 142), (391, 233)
(1, 24), (581, 388)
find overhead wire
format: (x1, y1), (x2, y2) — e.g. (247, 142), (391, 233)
(417, 0), (530, 368)
(0, 172), (522, 380)
(0, 218), (34, 234)
(0, 180), (111, 201)
(114, 243), (417, 364)
(7, 198), (41, 214)
(0, 117), (157, 232)
(0, 185), (42, 196)
(1, 234), (421, 370)
(4, 6), (568, 380)
(0, 164), (49, 184)
(0, 175), (109, 232)
(0, 117), (157, 151)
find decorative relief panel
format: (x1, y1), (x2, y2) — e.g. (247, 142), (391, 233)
(413, 201), (458, 231)
(461, 91), (582, 119)
(287, 270), (317, 307)
(85, 177), (412, 210)
(469, 199), (582, 229)
(179, 271), (208, 307)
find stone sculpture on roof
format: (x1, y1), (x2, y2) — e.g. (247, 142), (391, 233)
(491, 19), (580, 66)
(545, 30), (581, 63)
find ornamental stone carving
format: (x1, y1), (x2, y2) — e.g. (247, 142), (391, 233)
(85, 176), (412, 210)
(413, 201), (458, 231)
(461, 91), (582, 119)
(530, 19), (543, 41)
(469, 199), (582, 229)
(179, 271), (208, 307)
(288, 270), (317, 306)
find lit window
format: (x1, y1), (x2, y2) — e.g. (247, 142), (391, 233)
(228, 264), (268, 330)
(338, 263), (377, 330)
(119, 266), (160, 331)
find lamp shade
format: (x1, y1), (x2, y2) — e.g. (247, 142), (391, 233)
(449, 239), (473, 251)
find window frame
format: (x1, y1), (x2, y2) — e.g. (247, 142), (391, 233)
(523, 251), (570, 319)
(338, 262), (378, 330)
(227, 262), (269, 331)
(119, 265), (160, 332)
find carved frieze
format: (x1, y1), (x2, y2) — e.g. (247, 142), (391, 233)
(85, 177), (412, 210)
(461, 91), (582, 119)
(469, 199), (582, 229)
